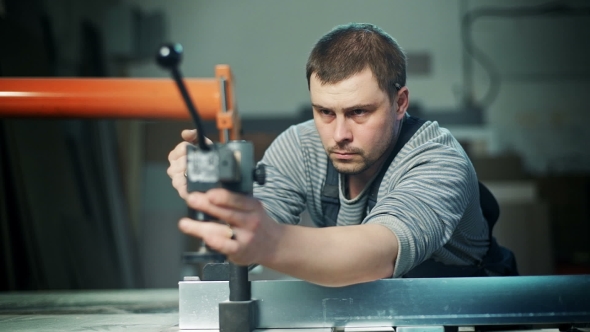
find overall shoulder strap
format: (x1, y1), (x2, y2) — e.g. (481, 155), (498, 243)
(320, 158), (340, 227)
(367, 116), (426, 211)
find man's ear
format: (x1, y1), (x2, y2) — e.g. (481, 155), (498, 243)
(396, 87), (409, 120)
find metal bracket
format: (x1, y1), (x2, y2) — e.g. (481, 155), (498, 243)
(219, 300), (258, 332)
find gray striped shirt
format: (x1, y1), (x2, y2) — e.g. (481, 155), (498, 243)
(253, 118), (489, 277)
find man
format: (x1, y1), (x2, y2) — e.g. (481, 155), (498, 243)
(167, 23), (516, 287)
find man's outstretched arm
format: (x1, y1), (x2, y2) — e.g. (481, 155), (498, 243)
(179, 188), (399, 287)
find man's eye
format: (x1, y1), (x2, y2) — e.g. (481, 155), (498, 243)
(352, 109), (366, 115)
(320, 109), (332, 116)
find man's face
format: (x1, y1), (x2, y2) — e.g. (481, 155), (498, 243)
(310, 68), (406, 178)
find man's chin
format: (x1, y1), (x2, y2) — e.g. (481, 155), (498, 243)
(332, 161), (367, 175)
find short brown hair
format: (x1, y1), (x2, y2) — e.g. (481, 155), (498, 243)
(306, 23), (406, 101)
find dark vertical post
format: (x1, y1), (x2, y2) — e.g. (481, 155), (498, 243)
(229, 264), (250, 301)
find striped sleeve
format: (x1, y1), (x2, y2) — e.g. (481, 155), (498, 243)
(253, 124), (310, 225)
(366, 123), (481, 277)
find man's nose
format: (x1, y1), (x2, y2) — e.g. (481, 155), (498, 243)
(333, 117), (352, 143)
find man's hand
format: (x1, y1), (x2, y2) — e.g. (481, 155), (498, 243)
(178, 188), (283, 266)
(166, 129), (212, 199)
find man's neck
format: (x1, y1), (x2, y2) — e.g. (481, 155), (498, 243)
(346, 146), (393, 199)
(347, 163), (381, 199)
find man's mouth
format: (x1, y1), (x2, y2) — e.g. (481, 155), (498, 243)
(332, 152), (356, 160)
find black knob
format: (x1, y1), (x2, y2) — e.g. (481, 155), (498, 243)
(156, 43), (183, 69)
(253, 164), (266, 185)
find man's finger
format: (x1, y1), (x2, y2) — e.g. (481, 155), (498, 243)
(186, 191), (258, 229)
(178, 218), (240, 254)
(187, 190), (255, 214)
(205, 188), (258, 211)
(182, 129), (213, 145)
(172, 174), (188, 198)
(167, 157), (185, 177)
(181, 129), (198, 143)
(168, 141), (191, 161)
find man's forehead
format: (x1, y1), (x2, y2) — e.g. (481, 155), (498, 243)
(309, 69), (388, 108)
(310, 67), (376, 87)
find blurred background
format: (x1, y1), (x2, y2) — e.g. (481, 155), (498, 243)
(1, 0), (589, 291)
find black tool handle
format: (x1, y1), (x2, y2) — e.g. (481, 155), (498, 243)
(156, 43), (210, 151)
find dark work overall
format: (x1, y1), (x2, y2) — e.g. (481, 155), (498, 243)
(319, 116), (519, 278)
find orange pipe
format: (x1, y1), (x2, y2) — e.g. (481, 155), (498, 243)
(0, 78), (218, 120)
(0, 65), (239, 141)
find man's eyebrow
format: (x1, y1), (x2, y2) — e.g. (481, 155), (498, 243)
(311, 103), (379, 111)
(311, 103), (328, 110)
(343, 103), (379, 112)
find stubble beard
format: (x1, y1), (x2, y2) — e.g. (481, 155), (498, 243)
(328, 145), (382, 176)
(330, 150), (371, 175)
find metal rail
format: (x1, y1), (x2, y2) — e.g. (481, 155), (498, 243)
(179, 275), (590, 329)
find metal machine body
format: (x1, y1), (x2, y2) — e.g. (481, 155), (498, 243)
(179, 275), (590, 330)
